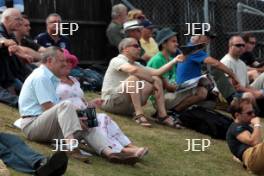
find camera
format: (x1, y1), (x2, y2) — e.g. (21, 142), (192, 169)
(76, 107), (98, 128)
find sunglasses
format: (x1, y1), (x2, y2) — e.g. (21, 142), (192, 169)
(240, 110), (255, 116)
(128, 44), (140, 49)
(233, 44), (245, 48)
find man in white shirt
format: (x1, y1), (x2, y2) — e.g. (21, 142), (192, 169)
(221, 35), (264, 99)
(101, 37), (185, 128)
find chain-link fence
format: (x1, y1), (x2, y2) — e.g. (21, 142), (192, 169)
(112, 0), (264, 61)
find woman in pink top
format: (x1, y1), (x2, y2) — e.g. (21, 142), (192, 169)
(56, 49), (148, 157)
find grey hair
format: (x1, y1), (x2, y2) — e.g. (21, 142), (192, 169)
(41, 46), (63, 63)
(46, 13), (62, 24)
(111, 4), (127, 19)
(1, 8), (20, 23)
(118, 37), (136, 53)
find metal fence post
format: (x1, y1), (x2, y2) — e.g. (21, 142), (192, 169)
(237, 2), (242, 34)
(204, 0), (211, 72)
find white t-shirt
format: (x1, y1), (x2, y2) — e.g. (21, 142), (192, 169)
(101, 54), (142, 99)
(221, 54), (249, 87)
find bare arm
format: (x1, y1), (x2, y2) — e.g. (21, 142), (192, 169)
(148, 54), (186, 76)
(0, 38), (17, 48)
(236, 118), (262, 146)
(162, 78), (177, 92)
(17, 46), (42, 61)
(235, 84), (263, 98)
(41, 102), (54, 111)
(119, 54), (185, 83)
(119, 64), (155, 83)
(204, 56), (240, 86)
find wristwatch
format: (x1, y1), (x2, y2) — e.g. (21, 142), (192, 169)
(254, 124), (262, 128)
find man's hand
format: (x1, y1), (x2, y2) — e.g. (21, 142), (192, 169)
(252, 90), (264, 98)
(2, 39), (17, 47)
(8, 45), (19, 54)
(173, 54), (186, 63)
(251, 117), (261, 125)
(230, 75), (241, 88)
(88, 98), (104, 108)
(79, 117), (89, 130)
(8, 45), (34, 63)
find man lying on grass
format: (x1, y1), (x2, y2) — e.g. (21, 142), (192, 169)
(227, 98), (264, 175)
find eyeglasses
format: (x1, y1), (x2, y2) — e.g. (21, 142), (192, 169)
(240, 110), (255, 116)
(233, 44), (245, 48)
(127, 44), (140, 49)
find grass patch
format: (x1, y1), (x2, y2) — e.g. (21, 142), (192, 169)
(0, 92), (257, 176)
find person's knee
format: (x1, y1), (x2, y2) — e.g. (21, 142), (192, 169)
(196, 87), (208, 100)
(153, 76), (162, 86)
(60, 100), (74, 109)
(127, 75), (140, 81)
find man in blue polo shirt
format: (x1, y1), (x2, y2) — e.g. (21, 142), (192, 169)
(19, 46), (139, 164)
(176, 31), (240, 103)
(35, 13), (71, 51)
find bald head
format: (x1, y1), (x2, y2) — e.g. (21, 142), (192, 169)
(228, 35), (244, 48)
(1, 8), (21, 23)
(228, 35), (245, 58)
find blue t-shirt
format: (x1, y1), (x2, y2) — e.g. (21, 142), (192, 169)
(176, 50), (208, 84)
(35, 32), (71, 51)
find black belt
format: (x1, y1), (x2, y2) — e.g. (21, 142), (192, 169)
(22, 115), (38, 119)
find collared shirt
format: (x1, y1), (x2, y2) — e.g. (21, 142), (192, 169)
(140, 37), (159, 58)
(35, 32), (71, 51)
(19, 65), (60, 116)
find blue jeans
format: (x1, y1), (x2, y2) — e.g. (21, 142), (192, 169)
(0, 133), (44, 173)
(0, 86), (18, 108)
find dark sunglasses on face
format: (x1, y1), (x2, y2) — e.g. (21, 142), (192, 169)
(233, 43), (245, 48)
(241, 110), (255, 116)
(128, 44), (140, 49)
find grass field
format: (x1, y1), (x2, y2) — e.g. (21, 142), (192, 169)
(0, 92), (258, 176)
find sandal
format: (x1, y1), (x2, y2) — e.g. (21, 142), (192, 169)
(133, 114), (152, 128)
(156, 115), (183, 129)
(136, 147), (149, 159)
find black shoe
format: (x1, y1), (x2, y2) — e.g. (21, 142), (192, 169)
(35, 151), (68, 176)
(106, 152), (139, 165)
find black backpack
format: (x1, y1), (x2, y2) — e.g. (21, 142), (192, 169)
(178, 106), (233, 139)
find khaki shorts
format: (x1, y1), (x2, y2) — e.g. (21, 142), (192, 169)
(165, 87), (197, 110)
(102, 84), (135, 116)
(243, 143), (264, 175)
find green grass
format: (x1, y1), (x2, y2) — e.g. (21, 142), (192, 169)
(0, 92), (258, 176)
